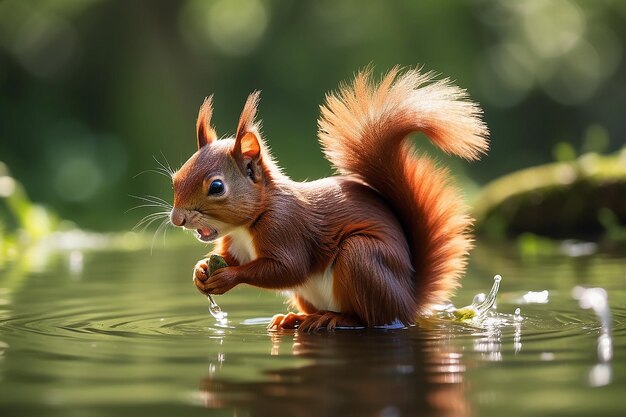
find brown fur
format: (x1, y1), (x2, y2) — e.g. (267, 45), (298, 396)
(171, 67), (489, 331)
(196, 95), (217, 148)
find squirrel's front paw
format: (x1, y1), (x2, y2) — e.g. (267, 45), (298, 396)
(193, 258), (210, 294)
(203, 267), (239, 295)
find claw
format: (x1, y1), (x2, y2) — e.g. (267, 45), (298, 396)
(268, 312), (308, 330)
(193, 259), (209, 281)
(269, 312), (362, 332)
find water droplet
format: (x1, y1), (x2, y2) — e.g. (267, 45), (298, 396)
(472, 293), (486, 305)
(588, 363), (612, 387)
(208, 295), (228, 322)
(519, 290), (549, 304)
(597, 333), (613, 363)
(513, 313), (522, 354)
(472, 275), (502, 317)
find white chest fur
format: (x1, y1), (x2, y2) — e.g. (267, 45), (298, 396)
(227, 227), (339, 312)
(295, 267), (340, 312)
(227, 227), (258, 264)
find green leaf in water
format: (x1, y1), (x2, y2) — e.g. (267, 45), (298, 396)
(451, 306), (477, 321)
(445, 275), (502, 322)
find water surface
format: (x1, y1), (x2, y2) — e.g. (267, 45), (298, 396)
(0, 239), (625, 417)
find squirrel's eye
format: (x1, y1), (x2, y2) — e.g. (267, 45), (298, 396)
(208, 179), (225, 195)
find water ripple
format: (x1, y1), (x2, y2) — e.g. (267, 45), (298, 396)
(0, 306), (238, 343)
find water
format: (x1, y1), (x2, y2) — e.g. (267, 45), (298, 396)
(0, 238), (625, 417)
(207, 294), (228, 323)
(207, 254), (229, 323)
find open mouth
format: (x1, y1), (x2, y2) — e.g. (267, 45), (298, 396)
(195, 227), (218, 242)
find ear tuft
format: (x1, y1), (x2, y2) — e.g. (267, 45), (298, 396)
(196, 95), (218, 149)
(235, 91), (261, 141)
(233, 92), (263, 163)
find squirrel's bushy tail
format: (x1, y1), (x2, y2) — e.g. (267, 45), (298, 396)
(318, 67), (489, 312)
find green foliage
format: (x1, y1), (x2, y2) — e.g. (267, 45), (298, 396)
(0, 0), (624, 232)
(598, 208), (626, 241)
(0, 162), (60, 263)
(553, 142), (577, 162)
(516, 233), (559, 259)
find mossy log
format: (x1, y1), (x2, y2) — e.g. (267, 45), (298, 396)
(473, 150), (626, 240)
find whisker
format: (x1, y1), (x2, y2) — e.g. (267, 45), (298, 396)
(162, 221), (170, 245)
(126, 203), (171, 213)
(151, 217), (171, 254)
(150, 196), (172, 206)
(129, 194), (173, 207)
(128, 156), (176, 250)
(133, 168), (173, 179)
(130, 194), (171, 204)
(134, 210), (170, 223)
(133, 211), (171, 232)
(161, 151), (176, 176)
(134, 217), (168, 234)
(154, 153), (175, 177)
(154, 166), (173, 178)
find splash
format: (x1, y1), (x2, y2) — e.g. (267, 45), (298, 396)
(442, 275), (502, 322)
(207, 294), (228, 323)
(206, 255), (229, 324)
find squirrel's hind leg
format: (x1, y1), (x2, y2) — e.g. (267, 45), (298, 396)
(269, 294), (362, 331)
(267, 294), (315, 330)
(268, 312), (308, 330)
(268, 311), (362, 331)
(332, 235), (416, 327)
(297, 311), (362, 332)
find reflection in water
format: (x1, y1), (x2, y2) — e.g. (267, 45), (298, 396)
(513, 308), (523, 354)
(196, 273), (605, 416)
(472, 305), (526, 363)
(0, 243), (625, 416)
(200, 329), (470, 417)
(572, 286), (613, 387)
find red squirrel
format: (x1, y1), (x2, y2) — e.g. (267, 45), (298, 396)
(169, 67), (489, 331)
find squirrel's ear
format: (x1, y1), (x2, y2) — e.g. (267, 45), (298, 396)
(232, 91), (262, 162)
(238, 131), (261, 159)
(196, 96), (217, 149)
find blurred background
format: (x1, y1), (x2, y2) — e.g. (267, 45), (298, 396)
(1, 0), (625, 234)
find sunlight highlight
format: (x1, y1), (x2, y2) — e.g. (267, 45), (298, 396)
(572, 286), (613, 387)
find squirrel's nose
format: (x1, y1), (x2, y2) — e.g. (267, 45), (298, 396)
(170, 208), (187, 227)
